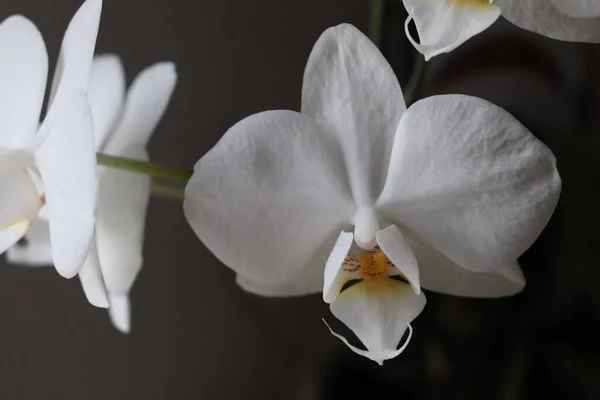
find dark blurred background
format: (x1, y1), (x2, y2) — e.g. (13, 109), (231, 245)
(0, 0), (599, 399)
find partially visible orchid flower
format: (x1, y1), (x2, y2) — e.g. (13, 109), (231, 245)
(404, 0), (600, 60)
(9, 55), (178, 333)
(0, 0), (101, 278)
(184, 24), (561, 365)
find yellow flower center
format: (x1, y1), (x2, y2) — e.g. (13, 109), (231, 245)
(359, 251), (388, 278)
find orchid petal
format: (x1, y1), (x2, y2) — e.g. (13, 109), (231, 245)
(0, 221), (30, 253)
(0, 16), (47, 148)
(301, 23), (405, 205)
(376, 225), (420, 295)
(404, 227), (526, 297)
(6, 219), (53, 266)
(0, 166), (41, 230)
(235, 229), (346, 297)
(323, 231), (355, 303)
(329, 278), (426, 365)
(35, 89), (96, 278)
(44, 0), (101, 135)
(96, 146), (151, 294)
(184, 110), (354, 285)
(496, 0), (600, 42)
(236, 273), (321, 297)
(236, 231), (360, 298)
(549, 0), (600, 18)
(78, 240), (108, 308)
(403, 0), (501, 60)
(103, 62), (177, 155)
(88, 54), (126, 151)
(108, 293), (131, 334)
(95, 63), (176, 294)
(377, 95), (560, 273)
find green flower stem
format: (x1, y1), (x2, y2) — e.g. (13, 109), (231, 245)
(403, 54), (425, 105)
(150, 180), (186, 200)
(97, 153), (192, 184)
(369, 0), (385, 48)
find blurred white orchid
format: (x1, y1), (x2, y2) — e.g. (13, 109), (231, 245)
(404, 0), (600, 60)
(9, 55), (177, 333)
(0, 0), (101, 278)
(184, 24), (561, 364)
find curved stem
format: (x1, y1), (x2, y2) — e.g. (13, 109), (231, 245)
(97, 153), (192, 184)
(403, 54), (426, 105)
(369, 0), (385, 48)
(151, 180), (186, 200)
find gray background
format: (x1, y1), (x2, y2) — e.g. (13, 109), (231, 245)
(2, 1), (600, 399)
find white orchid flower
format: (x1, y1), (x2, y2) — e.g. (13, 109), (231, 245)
(9, 55), (177, 332)
(405, 0), (600, 60)
(0, 0), (101, 278)
(184, 24), (561, 365)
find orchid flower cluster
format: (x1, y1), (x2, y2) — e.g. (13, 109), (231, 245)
(1, 0), (595, 364)
(404, 0), (600, 60)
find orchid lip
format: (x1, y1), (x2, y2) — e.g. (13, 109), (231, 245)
(339, 244), (413, 293)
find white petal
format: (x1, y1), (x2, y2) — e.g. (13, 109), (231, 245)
(78, 240), (108, 308)
(323, 231), (354, 303)
(376, 225), (420, 295)
(550, 0), (600, 18)
(96, 146), (150, 294)
(301, 23), (405, 205)
(108, 292), (131, 334)
(329, 278), (426, 364)
(235, 229), (346, 297)
(496, 0), (600, 42)
(34, 89), (97, 278)
(184, 110), (354, 285)
(0, 161), (42, 229)
(404, 226), (526, 297)
(403, 0), (501, 60)
(6, 218), (53, 266)
(44, 0), (101, 133)
(103, 62), (177, 154)
(0, 221), (30, 253)
(236, 273), (322, 297)
(88, 54), (126, 151)
(0, 16), (47, 148)
(377, 95), (561, 273)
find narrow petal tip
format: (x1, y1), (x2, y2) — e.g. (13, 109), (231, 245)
(108, 293), (131, 334)
(2, 14), (34, 27)
(93, 53), (122, 67)
(88, 295), (109, 309)
(82, 0), (103, 14)
(141, 61), (178, 82)
(55, 265), (79, 279)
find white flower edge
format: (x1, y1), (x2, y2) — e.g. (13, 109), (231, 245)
(403, 0), (600, 60)
(0, 0), (101, 278)
(184, 24), (560, 362)
(185, 23), (559, 299)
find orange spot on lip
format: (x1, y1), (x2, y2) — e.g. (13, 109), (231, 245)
(359, 252), (388, 278)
